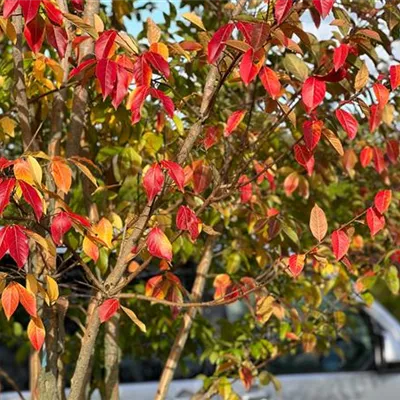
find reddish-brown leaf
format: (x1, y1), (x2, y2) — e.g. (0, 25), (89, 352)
(275, 0), (293, 24)
(99, 299), (120, 323)
(390, 65), (400, 90)
(336, 109), (358, 140)
(386, 140), (399, 164)
(373, 146), (386, 174)
(143, 163), (164, 202)
(51, 212), (72, 245)
(294, 144), (315, 176)
(369, 104), (382, 132)
(309, 204), (328, 242)
(303, 120), (323, 151)
(259, 66), (281, 100)
(374, 190), (392, 214)
(240, 48), (263, 86)
(331, 230), (350, 260)
(302, 77), (326, 112)
(239, 366), (253, 391)
(192, 161), (212, 194)
(27, 317), (45, 351)
(225, 110), (246, 137)
(46, 24), (68, 58)
(207, 23), (234, 64)
(289, 254), (306, 277)
(160, 160), (184, 192)
(204, 126), (219, 150)
(16, 283), (37, 317)
(360, 146), (373, 168)
(147, 227), (173, 261)
(0, 178), (15, 215)
(1, 282), (19, 320)
(333, 43), (350, 71)
(366, 207), (385, 237)
(373, 83), (389, 110)
(176, 205), (200, 241)
(18, 181), (43, 221)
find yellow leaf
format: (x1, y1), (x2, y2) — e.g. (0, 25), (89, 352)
(0, 116), (16, 137)
(256, 296), (275, 324)
(108, 212), (123, 230)
(26, 274), (38, 295)
(50, 157), (72, 194)
(0, 17), (16, 43)
(150, 42), (169, 61)
(92, 218), (113, 248)
(25, 230), (56, 258)
(322, 128), (344, 156)
(37, 284), (50, 306)
(121, 305), (146, 332)
(115, 31), (139, 54)
(182, 12), (206, 31)
(354, 61), (369, 92)
(46, 276), (59, 305)
(94, 13), (104, 33)
(63, 13), (99, 39)
(69, 158), (98, 187)
(27, 156), (43, 186)
(147, 17), (161, 44)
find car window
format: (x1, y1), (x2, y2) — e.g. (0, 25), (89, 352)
(267, 311), (375, 375)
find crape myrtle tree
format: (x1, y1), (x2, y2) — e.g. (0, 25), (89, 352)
(0, 0), (399, 398)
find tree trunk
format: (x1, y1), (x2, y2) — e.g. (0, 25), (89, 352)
(155, 238), (215, 400)
(104, 314), (120, 400)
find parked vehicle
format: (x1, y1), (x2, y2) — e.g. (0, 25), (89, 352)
(1, 299), (400, 400)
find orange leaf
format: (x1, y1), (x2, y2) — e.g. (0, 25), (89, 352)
(1, 282), (20, 320)
(309, 204), (328, 242)
(374, 190), (392, 214)
(16, 283), (37, 317)
(50, 158), (72, 194)
(27, 317), (45, 351)
(92, 217), (113, 248)
(224, 110), (246, 137)
(289, 254), (305, 277)
(83, 236), (99, 262)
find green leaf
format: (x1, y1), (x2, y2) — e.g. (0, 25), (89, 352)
(283, 54), (309, 82)
(385, 266), (399, 295)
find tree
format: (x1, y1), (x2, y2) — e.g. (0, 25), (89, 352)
(0, 0), (399, 399)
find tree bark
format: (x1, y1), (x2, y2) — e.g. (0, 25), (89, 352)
(104, 314), (120, 400)
(155, 238), (215, 400)
(12, 12), (38, 151)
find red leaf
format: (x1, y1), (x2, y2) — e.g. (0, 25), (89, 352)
(42, 0), (63, 26)
(207, 23), (234, 64)
(132, 56), (152, 87)
(3, 0), (19, 19)
(239, 48), (263, 86)
(238, 175), (252, 203)
(46, 24), (68, 58)
(71, 0), (84, 12)
(373, 83), (389, 110)
(225, 110), (246, 137)
(176, 206), (200, 241)
(24, 14), (46, 53)
(147, 227), (173, 261)
(374, 190), (392, 214)
(331, 230), (350, 260)
(313, 0), (334, 18)
(318, 66), (347, 82)
(143, 163), (164, 202)
(150, 89), (174, 118)
(333, 44), (350, 71)
(289, 254), (306, 277)
(302, 77), (326, 112)
(360, 146), (373, 168)
(236, 22), (269, 50)
(192, 161), (212, 194)
(204, 126), (219, 150)
(373, 146), (386, 174)
(366, 207), (385, 237)
(66, 211), (90, 228)
(259, 66), (281, 100)
(69, 58), (96, 80)
(275, 0), (292, 24)
(16, 283), (37, 317)
(96, 58), (118, 100)
(239, 366), (253, 391)
(389, 65), (400, 90)
(5, 226), (29, 268)
(0, 178), (16, 215)
(144, 51), (170, 79)
(386, 140), (399, 164)
(19, 181), (43, 221)
(130, 86), (150, 124)
(51, 212), (72, 245)
(95, 30), (117, 60)
(160, 160), (184, 192)
(20, 0), (41, 24)
(1, 282), (19, 320)
(112, 57), (134, 109)
(335, 109), (358, 140)
(303, 120), (322, 151)
(369, 104), (382, 132)
(294, 144), (315, 176)
(99, 299), (120, 323)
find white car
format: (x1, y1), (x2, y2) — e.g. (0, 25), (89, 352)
(2, 301), (400, 400)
